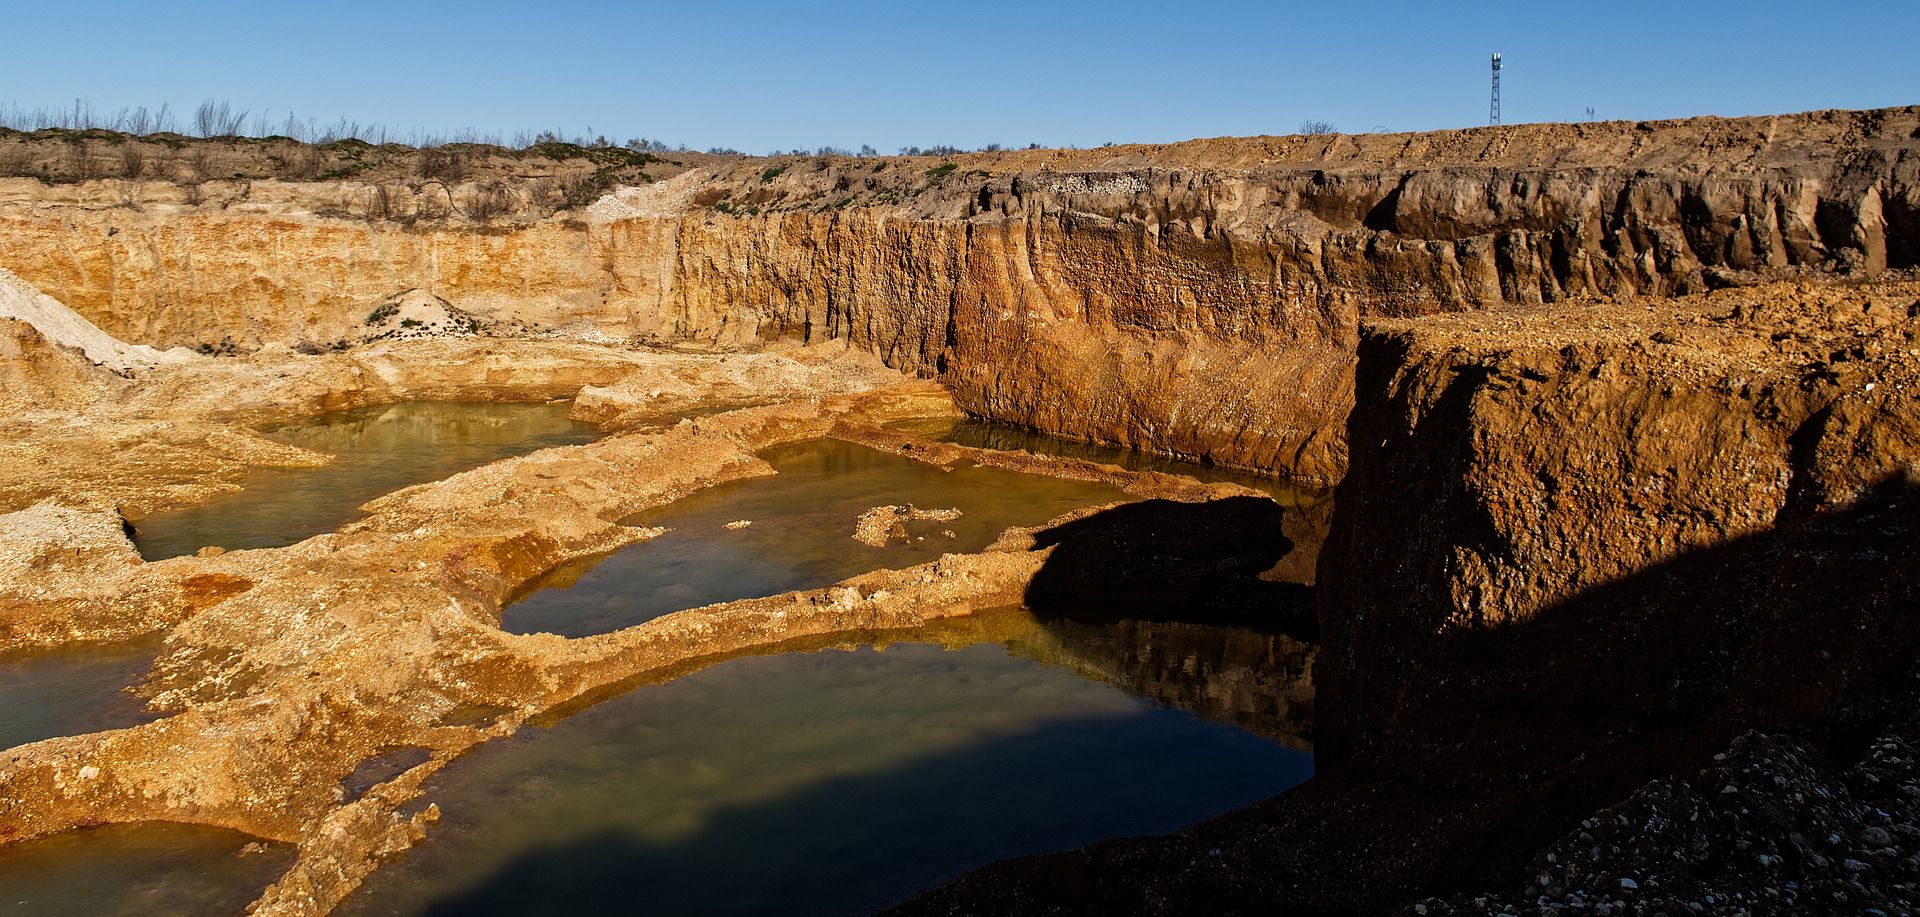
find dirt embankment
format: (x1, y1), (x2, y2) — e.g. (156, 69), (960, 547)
(1303, 277), (1920, 910)
(3, 107), (1916, 482)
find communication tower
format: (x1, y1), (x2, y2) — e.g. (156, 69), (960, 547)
(1490, 53), (1503, 125)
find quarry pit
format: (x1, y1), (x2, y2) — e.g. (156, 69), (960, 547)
(1, 107), (1918, 915)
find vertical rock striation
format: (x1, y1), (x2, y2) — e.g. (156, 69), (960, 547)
(2, 107), (1917, 480)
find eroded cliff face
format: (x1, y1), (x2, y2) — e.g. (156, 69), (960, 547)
(1317, 279), (1920, 769)
(2, 107), (1916, 481)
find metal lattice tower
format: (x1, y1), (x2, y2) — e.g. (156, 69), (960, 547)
(1489, 53), (1503, 125)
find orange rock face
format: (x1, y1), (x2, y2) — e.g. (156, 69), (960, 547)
(1316, 279), (1920, 768)
(6, 107), (1914, 482)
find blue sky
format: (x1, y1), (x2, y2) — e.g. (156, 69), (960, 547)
(6, 1), (1916, 152)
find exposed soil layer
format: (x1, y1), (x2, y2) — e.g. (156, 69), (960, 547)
(1319, 279), (1920, 769)
(5, 107), (1917, 481)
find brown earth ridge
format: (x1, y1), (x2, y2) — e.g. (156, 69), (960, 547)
(5, 106), (1918, 482)
(1, 107), (1918, 915)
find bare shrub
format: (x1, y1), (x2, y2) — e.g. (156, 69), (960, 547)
(119, 142), (146, 179)
(416, 149), (467, 182)
(416, 185), (452, 220)
(464, 182), (514, 222)
(527, 177), (563, 212)
(187, 146), (216, 182)
(193, 100), (247, 138)
(272, 145), (324, 181)
(560, 171), (616, 210)
(1299, 120), (1336, 135)
(62, 141), (97, 181)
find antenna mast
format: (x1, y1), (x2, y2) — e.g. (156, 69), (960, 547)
(1489, 53), (1503, 125)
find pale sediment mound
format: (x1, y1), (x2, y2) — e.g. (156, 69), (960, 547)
(583, 169), (709, 222)
(0, 318), (120, 411)
(0, 266), (195, 371)
(0, 501), (142, 584)
(853, 504), (965, 547)
(357, 289), (502, 343)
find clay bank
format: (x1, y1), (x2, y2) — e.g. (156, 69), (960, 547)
(0, 107), (1916, 915)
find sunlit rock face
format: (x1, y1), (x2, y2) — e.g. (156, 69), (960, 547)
(5, 107), (1913, 482)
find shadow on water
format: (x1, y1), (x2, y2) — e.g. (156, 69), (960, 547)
(501, 439), (1132, 638)
(129, 401), (600, 560)
(880, 477), (1920, 916)
(339, 642), (1312, 917)
(413, 717), (1294, 917)
(1013, 618), (1317, 752)
(1024, 497), (1318, 638)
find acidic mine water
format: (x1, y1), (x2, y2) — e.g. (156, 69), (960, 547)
(892, 416), (1327, 506)
(130, 401), (601, 560)
(341, 623), (1313, 917)
(0, 824), (294, 917)
(502, 438), (1133, 637)
(0, 638), (161, 753)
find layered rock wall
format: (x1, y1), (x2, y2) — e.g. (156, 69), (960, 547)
(2, 107), (1917, 480)
(1316, 280), (1920, 768)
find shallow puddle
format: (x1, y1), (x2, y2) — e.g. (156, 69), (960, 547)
(0, 638), (161, 752)
(892, 416), (1326, 505)
(502, 438), (1132, 637)
(340, 628), (1312, 917)
(130, 401), (601, 560)
(0, 823), (295, 917)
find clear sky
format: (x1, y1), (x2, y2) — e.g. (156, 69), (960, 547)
(5, 0), (1916, 152)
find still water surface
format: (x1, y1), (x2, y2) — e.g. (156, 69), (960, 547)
(0, 638), (161, 752)
(502, 438), (1133, 637)
(130, 401), (601, 560)
(892, 416), (1326, 506)
(3, 406), (1316, 916)
(0, 823), (294, 917)
(341, 632), (1312, 917)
